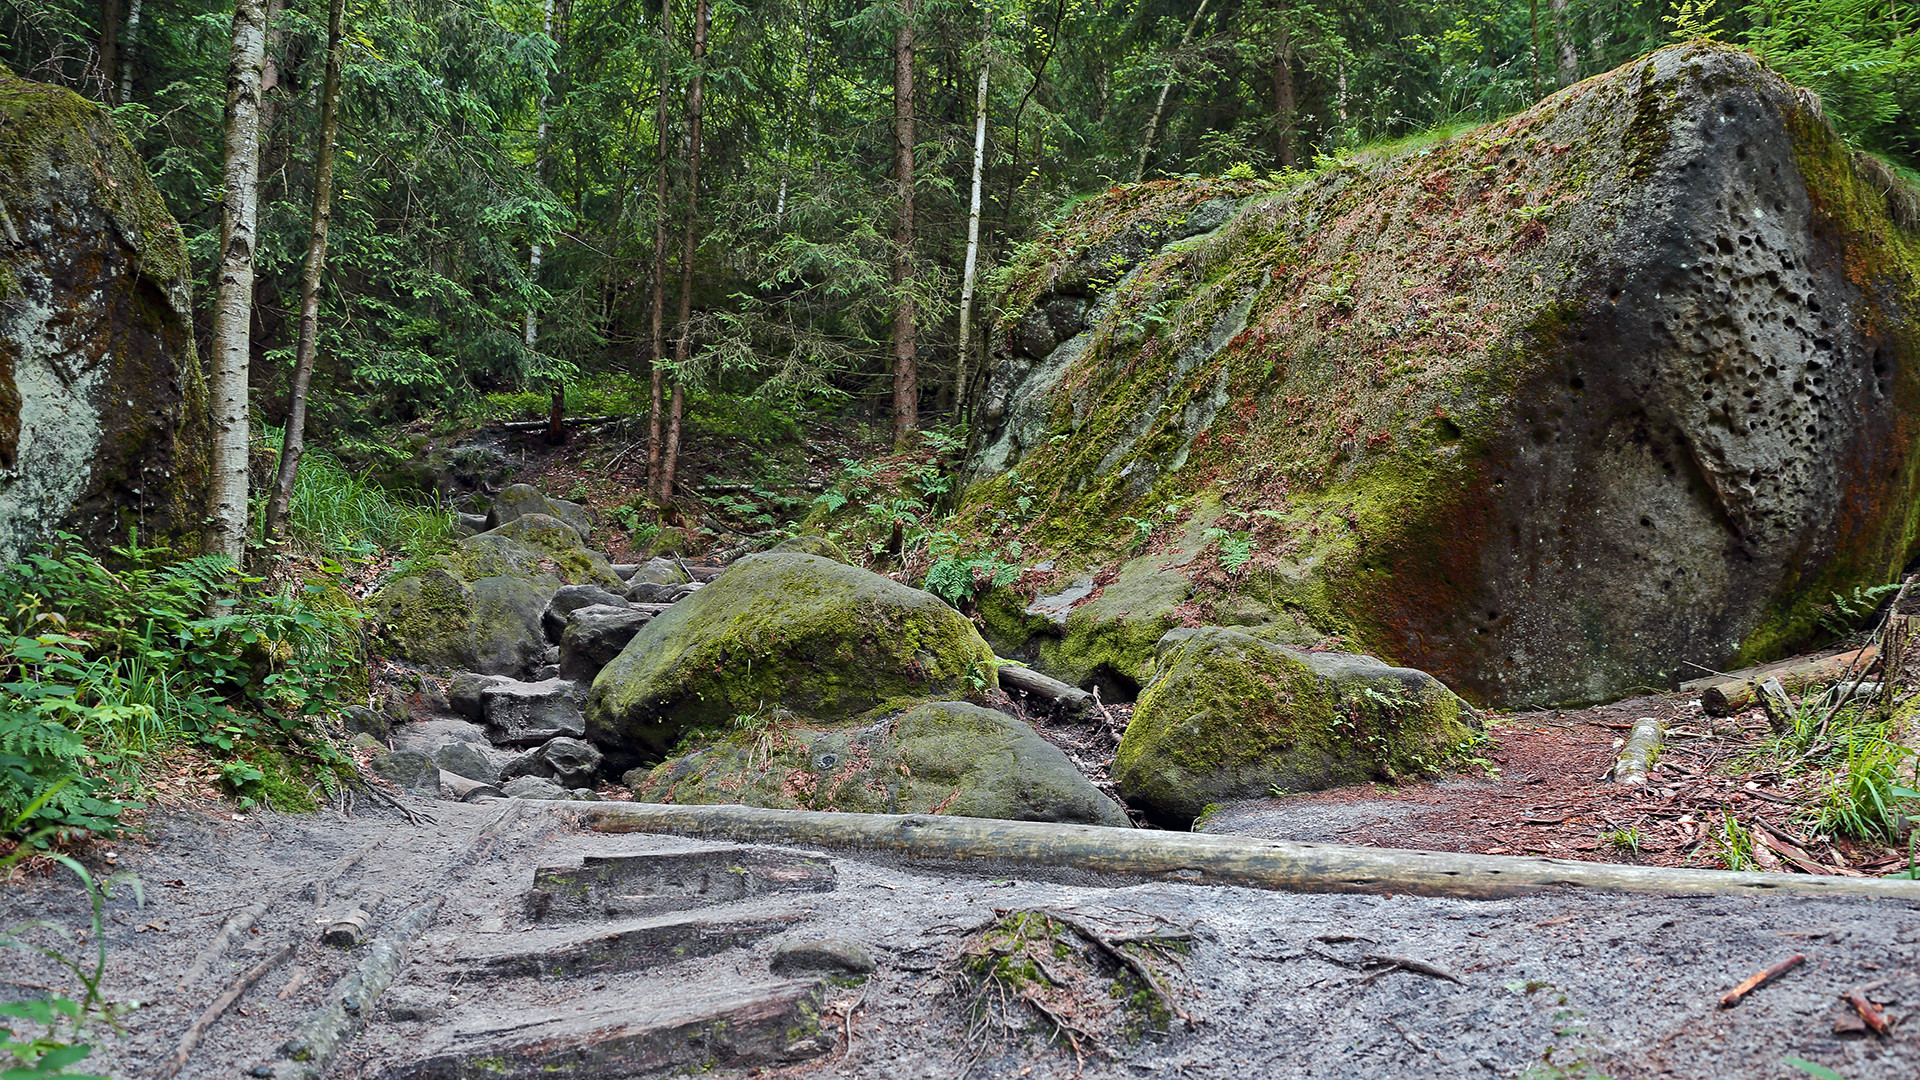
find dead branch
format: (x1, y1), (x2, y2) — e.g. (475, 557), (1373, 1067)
(157, 940), (294, 1078)
(1719, 953), (1805, 1008)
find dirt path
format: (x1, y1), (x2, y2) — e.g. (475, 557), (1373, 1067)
(2, 800), (1916, 1079)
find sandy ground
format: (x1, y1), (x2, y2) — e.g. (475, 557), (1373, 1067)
(1, 799), (1916, 1080)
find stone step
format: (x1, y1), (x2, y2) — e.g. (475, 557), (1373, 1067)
(378, 978), (832, 1079)
(527, 846), (836, 922)
(449, 906), (809, 980)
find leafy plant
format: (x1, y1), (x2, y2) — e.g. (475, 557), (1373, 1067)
(1718, 812), (1760, 871)
(1816, 582), (1903, 638)
(921, 532), (1020, 608)
(1814, 729), (1920, 843)
(1600, 827), (1643, 854)
(1203, 528), (1256, 573)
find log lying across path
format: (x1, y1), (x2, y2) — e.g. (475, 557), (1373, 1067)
(578, 802), (1920, 902)
(1685, 645), (1878, 716)
(996, 661), (1093, 713)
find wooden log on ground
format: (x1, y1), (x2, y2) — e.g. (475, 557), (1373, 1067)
(1692, 645), (1878, 716)
(575, 801), (1920, 902)
(1610, 715), (1663, 785)
(996, 661), (1092, 713)
(321, 893), (385, 948)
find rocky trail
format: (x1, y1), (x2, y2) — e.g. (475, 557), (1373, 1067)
(3, 799), (1919, 1080)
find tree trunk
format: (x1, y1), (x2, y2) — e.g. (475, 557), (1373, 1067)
(1131, 0), (1210, 183)
(1529, 0), (1540, 99)
(118, 0), (142, 103)
(646, 0), (671, 491)
(1550, 0), (1577, 82)
(100, 0), (122, 104)
(262, 0), (346, 547)
(1272, 23), (1295, 169)
(207, 0), (268, 562)
(953, 16), (989, 425)
(658, 0), (708, 509)
(889, 0), (918, 446)
(530, 0), (555, 444)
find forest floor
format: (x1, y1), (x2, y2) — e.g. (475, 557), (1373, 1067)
(3, 799), (1916, 1080)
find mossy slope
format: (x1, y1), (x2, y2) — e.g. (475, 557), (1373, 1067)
(959, 44), (1920, 707)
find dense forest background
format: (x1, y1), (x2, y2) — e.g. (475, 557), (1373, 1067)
(3, 0), (1916, 457)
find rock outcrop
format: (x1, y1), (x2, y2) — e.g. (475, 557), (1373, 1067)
(0, 67), (209, 560)
(627, 701), (1129, 826)
(586, 553), (998, 758)
(960, 45), (1920, 707)
(1112, 628), (1477, 825)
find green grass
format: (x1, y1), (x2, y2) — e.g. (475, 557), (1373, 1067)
(273, 444), (456, 564)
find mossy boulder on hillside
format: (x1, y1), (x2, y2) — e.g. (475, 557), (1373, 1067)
(586, 553), (998, 757)
(770, 534), (850, 563)
(1113, 628), (1476, 824)
(370, 511), (622, 675)
(486, 483), (592, 541)
(626, 701), (1129, 826)
(0, 67), (209, 560)
(959, 44), (1920, 708)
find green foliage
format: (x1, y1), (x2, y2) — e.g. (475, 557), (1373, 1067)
(1203, 528), (1257, 573)
(1600, 827), (1643, 854)
(1782, 1059), (1850, 1080)
(921, 531), (1020, 608)
(1718, 811), (1760, 871)
(1815, 581), (1903, 638)
(272, 443), (456, 564)
(0, 538), (364, 838)
(1666, 0), (1728, 40)
(1745, 0), (1920, 162)
(1814, 726), (1920, 842)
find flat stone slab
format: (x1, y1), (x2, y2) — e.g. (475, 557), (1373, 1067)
(528, 847), (837, 923)
(380, 979), (831, 1079)
(451, 908), (805, 980)
(481, 677), (586, 745)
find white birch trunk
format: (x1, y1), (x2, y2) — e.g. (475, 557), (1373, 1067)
(118, 0), (142, 102)
(206, 0), (268, 561)
(953, 27), (990, 423)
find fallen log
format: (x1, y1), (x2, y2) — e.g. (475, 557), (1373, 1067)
(996, 662), (1092, 713)
(1691, 645), (1877, 716)
(1609, 715), (1663, 786)
(575, 802), (1920, 901)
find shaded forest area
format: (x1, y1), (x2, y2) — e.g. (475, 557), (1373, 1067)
(5, 0), (1916, 487)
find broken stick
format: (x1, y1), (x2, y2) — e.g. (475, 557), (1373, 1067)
(1719, 953), (1805, 1008)
(1843, 990), (1892, 1036)
(158, 940), (294, 1078)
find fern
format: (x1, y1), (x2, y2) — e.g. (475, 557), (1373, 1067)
(1818, 581), (1903, 637)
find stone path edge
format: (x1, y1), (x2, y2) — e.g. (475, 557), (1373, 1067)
(571, 801), (1920, 901)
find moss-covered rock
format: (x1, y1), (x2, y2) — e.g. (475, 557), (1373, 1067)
(627, 701), (1129, 826)
(959, 45), (1920, 708)
(770, 534), (850, 563)
(1113, 628), (1476, 824)
(487, 483), (591, 541)
(0, 67), (208, 560)
(586, 553), (998, 757)
(644, 526), (700, 559)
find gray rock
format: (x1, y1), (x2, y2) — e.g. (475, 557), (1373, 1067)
(501, 775), (580, 801)
(369, 751), (438, 797)
(486, 484), (593, 542)
(383, 988), (445, 1022)
(624, 579), (698, 604)
(390, 718), (491, 757)
(447, 673), (514, 719)
(482, 677), (587, 745)
(431, 741), (501, 784)
(499, 736), (603, 787)
(440, 770), (506, 802)
(542, 584), (631, 642)
(419, 678), (453, 715)
(558, 605), (652, 682)
(347, 732), (385, 752)
(610, 563), (641, 581)
(453, 512), (490, 537)
(770, 938), (875, 977)
(769, 536), (849, 563)
(531, 664), (561, 681)
(627, 557), (690, 587)
(341, 705), (388, 742)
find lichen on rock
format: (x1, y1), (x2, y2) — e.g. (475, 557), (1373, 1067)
(959, 44), (1920, 707)
(585, 552), (999, 758)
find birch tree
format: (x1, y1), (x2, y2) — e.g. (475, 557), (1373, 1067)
(207, 0), (268, 562)
(953, 7), (991, 423)
(262, 0), (346, 547)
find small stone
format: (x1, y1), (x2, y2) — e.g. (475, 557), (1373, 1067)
(348, 732), (384, 752)
(530, 664), (561, 681)
(540, 737), (604, 786)
(501, 775), (576, 801)
(383, 988), (443, 1022)
(770, 938), (875, 977)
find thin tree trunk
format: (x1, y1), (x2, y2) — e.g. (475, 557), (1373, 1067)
(100, 0), (122, 104)
(1529, 0), (1540, 99)
(646, 0), (671, 491)
(262, 0), (346, 547)
(533, 0), (562, 445)
(953, 15), (989, 426)
(1550, 0), (1577, 82)
(118, 0), (142, 102)
(1131, 0), (1210, 184)
(1272, 23), (1295, 169)
(207, 0), (268, 562)
(889, 0), (918, 446)
(658, 0), (708, 509)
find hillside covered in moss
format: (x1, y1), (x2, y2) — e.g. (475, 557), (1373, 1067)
(958, 43), (1920, 708)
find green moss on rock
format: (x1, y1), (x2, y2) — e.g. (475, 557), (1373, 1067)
(1113, 627), (1476, 824)
(627, 701), (1129, 825)
(586, 553), (998, 756)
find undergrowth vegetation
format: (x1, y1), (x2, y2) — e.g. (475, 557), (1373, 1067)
(0, 537), (365, 845)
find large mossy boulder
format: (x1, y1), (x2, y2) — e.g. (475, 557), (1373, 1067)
(370, 511), (623, 675)
(627, 701), (1129, 826)
(959, 44), (1920, 708)
(1113, 628), (1476, 825)
(0, 68), (209, 561)
(586, 553), (997, 757)
(485, 483), (592, 541)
